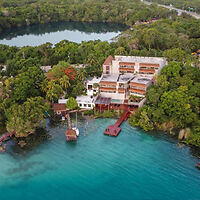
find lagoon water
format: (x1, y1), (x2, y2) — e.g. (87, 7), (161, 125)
(0, 22), (126, 47)
(0, 118), (200, 200)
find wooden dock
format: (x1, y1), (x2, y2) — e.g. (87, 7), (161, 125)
(104, 111), (130, 137)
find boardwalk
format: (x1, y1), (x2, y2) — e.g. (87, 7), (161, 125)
(104, 111), (130, 137)
(0, 132), (15, 143)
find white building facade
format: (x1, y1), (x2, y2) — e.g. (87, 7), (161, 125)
(98, 55), (168, 104)
(86, 77), (101, 96)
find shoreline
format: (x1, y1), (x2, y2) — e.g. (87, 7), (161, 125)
(1, 115), (200, 160)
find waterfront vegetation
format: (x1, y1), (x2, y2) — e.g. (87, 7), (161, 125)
(84, 109), (122, 118)
(95, 110), (122, 118)
(0, 0), (200, 147)
(129, 62), (200, 146)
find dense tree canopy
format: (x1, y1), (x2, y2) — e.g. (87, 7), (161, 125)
(66, 97), (78, 110)
(0, 0), (175, 33)
(5, 97), (49, 137)
(129, 62), (200, 146)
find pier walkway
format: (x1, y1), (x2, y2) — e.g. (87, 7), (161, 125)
(0, 132), (15, 142)
(104, 111), (130, 137)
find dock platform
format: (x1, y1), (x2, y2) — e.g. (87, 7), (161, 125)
(104, 111), (130, 137)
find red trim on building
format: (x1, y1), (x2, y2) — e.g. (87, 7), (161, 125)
(129, 88), (146, 95)
(139, 63), (159, 68)
(103, 55), (114, 65)
(119, 62), (135, 66)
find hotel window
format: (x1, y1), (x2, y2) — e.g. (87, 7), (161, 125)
(79, 104), (82, 107)
(106, 66), (110, 74)
(88, 85), (92, 90)
(88, 104), (91, 107)
(84, 104), (87, 107)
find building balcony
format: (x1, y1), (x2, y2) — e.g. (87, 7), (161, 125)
(100, 81), (117, 86)
(140, 67), (157, 70)
(119, 65), (134, 69)
(139, 63), (159, 69)
(100, 87), (116, 92)
(119, 62), (135, 66)
(118, 88), (126, 93)
(119, 68), (134, 72)
(129, 82), (146, 88)
(129, 88), (146, 95)
(100, 85), (116, 88)
(130, 86), (146, 91)
(139, 69), (155, 74)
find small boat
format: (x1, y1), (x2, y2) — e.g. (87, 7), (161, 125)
(195, 162), (200, 170)
(72, 112), (79, 137)
(72, 127), (79, 137)
(65, 112), (79, 142)
(65, 129), (77, 141)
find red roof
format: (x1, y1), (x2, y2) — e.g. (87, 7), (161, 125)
(65, 129), (76, 136)
(53, 104), (67, 112)
(103, 55), (114, 65)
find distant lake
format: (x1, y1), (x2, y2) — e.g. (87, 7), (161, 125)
(0, 21), (127, 47)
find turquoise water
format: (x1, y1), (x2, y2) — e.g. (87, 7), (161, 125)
(0, 118), (200, 200)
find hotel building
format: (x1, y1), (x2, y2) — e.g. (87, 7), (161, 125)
(95, 55), (168, 111)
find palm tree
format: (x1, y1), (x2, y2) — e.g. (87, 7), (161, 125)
(77, 68), (87, 81)
(40, 78), (49, 93)
(46, 80), (63, 103)
(59, 75), (71, 91)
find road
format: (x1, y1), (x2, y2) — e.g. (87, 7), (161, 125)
(141, 0), (200, 19)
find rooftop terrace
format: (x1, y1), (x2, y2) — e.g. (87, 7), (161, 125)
(131, 75), (152, 85)
(118, 73), (134, 83)
(115, 55), (167, 63)
(100, 74), (119, 82)
(87, 77), (101, 85)
(76, 95), (94, 104)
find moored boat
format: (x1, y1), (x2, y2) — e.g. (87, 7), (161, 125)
(72, 127), (79, 137)
(65, 129), (77, 141)
(65, 112), (79, 142)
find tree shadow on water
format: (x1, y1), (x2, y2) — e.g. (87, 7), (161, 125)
(9, 127), (51, 156)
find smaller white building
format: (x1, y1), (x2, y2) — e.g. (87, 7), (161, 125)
(58, 96), (96, 110)
(58, 99), (68, 104)
(86, 77), (101, 96)
(76, 95), (95, 109)
(40, 66), (51, 73)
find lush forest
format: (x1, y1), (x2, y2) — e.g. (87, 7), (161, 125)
(0, 0), (176, 33)
(0, 0), (200, 147)
(146, 0), (200, 13)
(129, 62), (200, 146)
